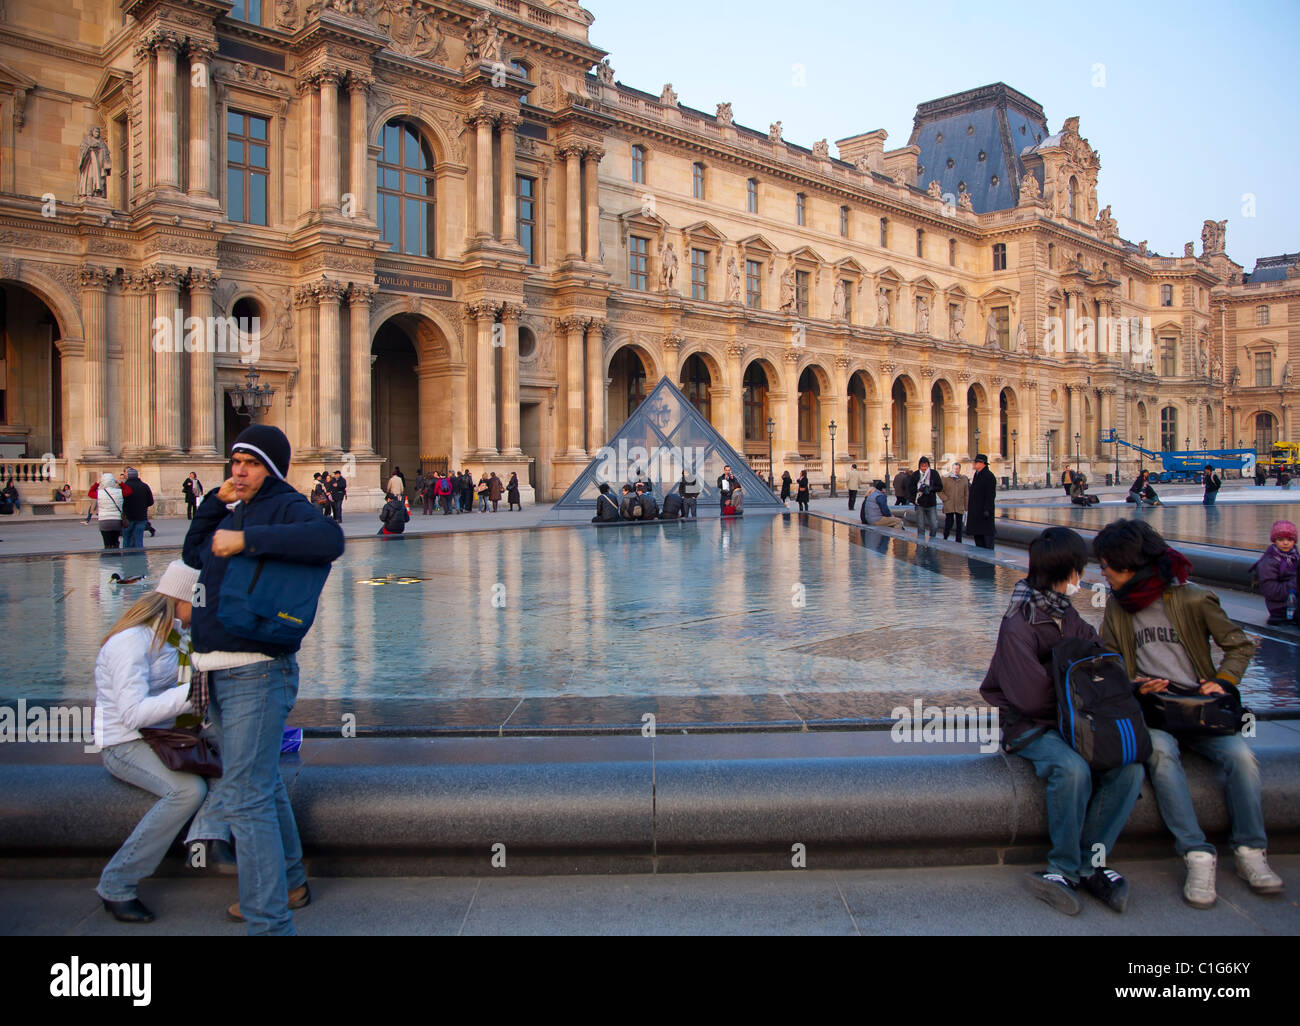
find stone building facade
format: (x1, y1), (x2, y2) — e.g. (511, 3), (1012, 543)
(0, 0), (1250, 508)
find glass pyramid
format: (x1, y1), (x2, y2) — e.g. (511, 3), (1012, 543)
(551, 376), (786, 514)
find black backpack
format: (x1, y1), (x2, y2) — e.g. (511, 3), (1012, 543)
(1051, 637), (1151, 769)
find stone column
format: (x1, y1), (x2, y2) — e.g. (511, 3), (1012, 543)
(295, 286), (318, 451)
(725, 342), (746, 448)
(80, 266), (112, 455)
(317, 279), (346, 452)
(784, 352), (802, 457)
(348, 284), (376, 454)
(187, 40), (214, 199)
(560, 316), (586, 455)
(121, 273), (152, 457)
(585, 319), (606, 452)
(583, 147), (604, 262)
(661, 333), (683, 383)
(468, 301), (499, 455)
(473, 112), (494, 239)
(500, 303), (525, 454)
(562, 145), (582, 261)
(319, 69), (342, 211)
(298, 76), (318, 213)
(1068, 384), (1082, 463)
(499, 112), (519, 246)
(188, 270), (220, 454)
(155, 33), (181, 189)
(151, 264), (184, 451)
(348, 74), (372, 219)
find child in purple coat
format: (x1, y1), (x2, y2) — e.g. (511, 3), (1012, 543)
(1255, 520), (1298, 626)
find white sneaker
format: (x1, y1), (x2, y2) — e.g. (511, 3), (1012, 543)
(1234, 847), (1284, 895)
(1183, 851), (1217, 908)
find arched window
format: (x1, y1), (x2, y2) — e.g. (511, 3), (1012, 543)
(999, 389), (1009, 459)
(680, 353), (711, 421)
(1255, 412), (1277, 453)
(1160, 406), (1178, 452)
(378, 120), (436, 256)
(743, 364), (769, 444)
(798, 368), (820, 450)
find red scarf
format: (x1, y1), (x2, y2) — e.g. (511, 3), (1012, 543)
(1111, 546), (1193, 614)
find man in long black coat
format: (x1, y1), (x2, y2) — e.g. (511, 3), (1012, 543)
(966, 453), (997, 550)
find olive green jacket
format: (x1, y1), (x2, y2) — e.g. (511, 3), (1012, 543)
(1100, 582), (1255, 686)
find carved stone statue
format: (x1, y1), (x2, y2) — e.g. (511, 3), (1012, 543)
(768, 121), (782, 143)
(726, 256), (741, 303)
(1019, 174), (1041, 201)
(1198, 344), (1208, 377)
(1211, 352), (1222, 381)
(876, 287), (890, 327)
(1284, 362), (1294, 388)
(1015, 320), (1027, 353)
(985, 312), (999, 347)
(1137, 241), (1148, 256)
(716, 102), (733, 126)
(659, 241), (678, 291)
(1201, 219), (1228, 256)
(950, 305), (965, 340)
(1229, 365), (1241, 387)
(659, 83), (678, 107)
(275, 0), (301, 30)
(927, 180), (942, 200)
(915, 296), (929, 334)
(1095, 204), (1117, 236)
(957, 191), (973, 212)
(1086, 181), (1098, 223)
(380, 0), (445, 61)
(77, 125), (111, 200)
(854, 154), (872, 175)
(778, 266), (796, 312)
(812, 139), (830, 161)
(596, 59), (614, 85)
(464, 11), (500, 64)
(1184, 242), (1195, 258)
(831, 280), (845, 320)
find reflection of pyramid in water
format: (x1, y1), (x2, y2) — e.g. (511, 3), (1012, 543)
(551, 376), (785, 514)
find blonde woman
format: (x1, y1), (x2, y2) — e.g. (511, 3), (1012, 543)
(94, 560), (209, 923)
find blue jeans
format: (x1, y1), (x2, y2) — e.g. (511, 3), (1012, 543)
(917, 505), (939, 537)
(185, 718), (231, 848)
(682, 495), (697, 519)
(1203, 491), (1218, 505)
(122, 520), (147, 548)
(97, 739), (209, 901)
(1146, 728), (1266, 855)
(1016, 729), (1145, 883)
(206, 656), (306, 935)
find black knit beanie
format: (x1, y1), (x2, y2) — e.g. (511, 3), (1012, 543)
(232, 424), (291, 481)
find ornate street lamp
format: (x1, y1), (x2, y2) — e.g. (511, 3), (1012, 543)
(1138, 435), (1145, 472)
(1045, 430), (1053, 487)
(974, 426), (981, 457)
(931, 426), (939, 466)
(1185, 435), (1192, 453)
(1011, 428), (1018, 487)
(882, 424), (891, 494)
(766, 415), (775, 490)
(829, 420), (838, 498)
(1075, 431), (1081, 469)
(1113, 427), (1119, 486)
(226, 365), (275, 423)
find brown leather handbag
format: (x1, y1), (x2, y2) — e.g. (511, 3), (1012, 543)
(139, 727), (223, 777)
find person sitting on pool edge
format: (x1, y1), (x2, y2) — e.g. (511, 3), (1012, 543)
(592, 482), (622, 523)
(1094, 518), (1281, 909)
(980, 527), (1144, 915)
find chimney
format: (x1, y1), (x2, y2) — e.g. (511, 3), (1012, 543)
(836, 130), (888, 172)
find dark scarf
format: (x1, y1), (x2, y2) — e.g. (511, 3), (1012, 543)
(1111, 546), (1193, 614)
(1008, 579), (1073, 621)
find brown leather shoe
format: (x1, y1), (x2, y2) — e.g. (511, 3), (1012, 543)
(226, 883), (311, 923)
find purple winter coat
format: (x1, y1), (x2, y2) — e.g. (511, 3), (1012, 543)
(979, 599), (1100, 747)
(1254, 544), (1299, 619)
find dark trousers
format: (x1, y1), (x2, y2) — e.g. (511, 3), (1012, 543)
(943, 511), (963, 542)
(331, 498), (343, 522)
(894, 495), (905, 506)
(847, 489), (857, 510)
(973, 534), (994, 549)
(185, 497), (196, 520)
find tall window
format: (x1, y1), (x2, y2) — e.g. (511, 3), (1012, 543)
(841, 280), (852, 322)
(1160, 337), (1176, 376)
(798, 368), (819, 449)
(948, 238), (956, 266)
(517, 175), (537, 265)
(681, 353), (711, 421)
(745, 259), (762, 308)
(229, 0), (261, 22)
(692, 162), (705, 200)
(226, 111), (269, 226)
(743, 364), (769, 443)
(795, 192), (806, 226)
(1257, 305), (1270, 326)
(1160, 406), (1177, 452)
(115, 115), (129, 208)
(629, 236), (649, 290)
(1160, 284), (1173, 307)
(795, 270), (810, 317)
(879, 217), (889, 247)
(1256, 412), (1277, 453)
(631, 145), (646, 184)
(1048, 242), (1055, 268)
(992, 243), (1007, 271)
(377, 120), (435, 255)
(993, 305), (1009, 349)
(916, 228), (924, 258)
(746, 178), (758, 213)
(690, 248), (708, 300)
(511, 60), (531, 104)
(1256, 351), (1273, 387)
(840, 205), (849, 237)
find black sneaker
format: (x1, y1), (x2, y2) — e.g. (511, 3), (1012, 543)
(1023, 871), (1081, 915)
(1081, 867), (1130, 913)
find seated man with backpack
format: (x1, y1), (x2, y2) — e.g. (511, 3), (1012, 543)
(378, 492), (410, 535)
(592, 483), (622, 523)
(981, 527), (1145, 915)
(1094, 519), (1281, 908)
(634, 481), (659, 520)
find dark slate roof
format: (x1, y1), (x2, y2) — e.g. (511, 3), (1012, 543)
(1243, 253), (1300, 283)
(908, 83), (1049, 214)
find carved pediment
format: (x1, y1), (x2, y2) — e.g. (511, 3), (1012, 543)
(0, 58), (37, 131)
(617, 206), (668, 245)
(737, 233), (779, 258)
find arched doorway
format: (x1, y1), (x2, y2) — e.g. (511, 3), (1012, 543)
(967, 384), (987, 456)
(930, 382), (946, 460)
(742, 362), (770, 454)
(999, 389), (1010, 459)
(1255, 411), (1277, 453)
(607, 345), (649, 435)
(797, 367), (820, 456)
(847, 372), (868, 458)
(680, 353), (712, 422)
(372, 319), (419, 485)
(891, 378), (910, 460)
(0, 283), (63, 462)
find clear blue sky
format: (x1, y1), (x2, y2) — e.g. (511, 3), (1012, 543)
(583, 0), (1299, 270)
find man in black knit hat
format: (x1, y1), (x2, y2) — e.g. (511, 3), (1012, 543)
(183, 424), (344, 935)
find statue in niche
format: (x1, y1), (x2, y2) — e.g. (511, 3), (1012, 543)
(1086, 181), (1098, 223)
(915, 296), (929, 334)
(876, 287), (890, 327)
(77, 125), (111, 200)
(778, 266), (796, 312)
(985, 312), (999, 347)
(596, 59), (614, 85)
(950, 305), (965, 340)
(832, 281), (846, 320)
(716, 102), (733, 126)
(726, 257), (741, 303)
(768, 121), (782, 143)
(1210, 352), (1222, 381)
(1284, 362), (1294, 388)
(1015, 320), (1027, 353)
(1229, 365), (1240, 387)
(659, 241), (678, 291)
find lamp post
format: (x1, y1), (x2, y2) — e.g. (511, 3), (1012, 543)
(1074, 431), (1081, 469)
(226, 365), (276, 423)
(1011, 428), (1018, 487)
(1138, 435), (1145, 472)
(766, 415), (775, 490)
(931, 425), (939, 468)
(1113, 430), (1119, 487)
(974, 426), (981, 455)
(882, 424), (891, 494)
(1185, 435), (1191, 453)
(829, 420), (838, 498)
(1045, 430), (1053, 488)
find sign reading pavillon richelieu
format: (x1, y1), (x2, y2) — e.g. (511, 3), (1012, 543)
(374, 271), (454, 297)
